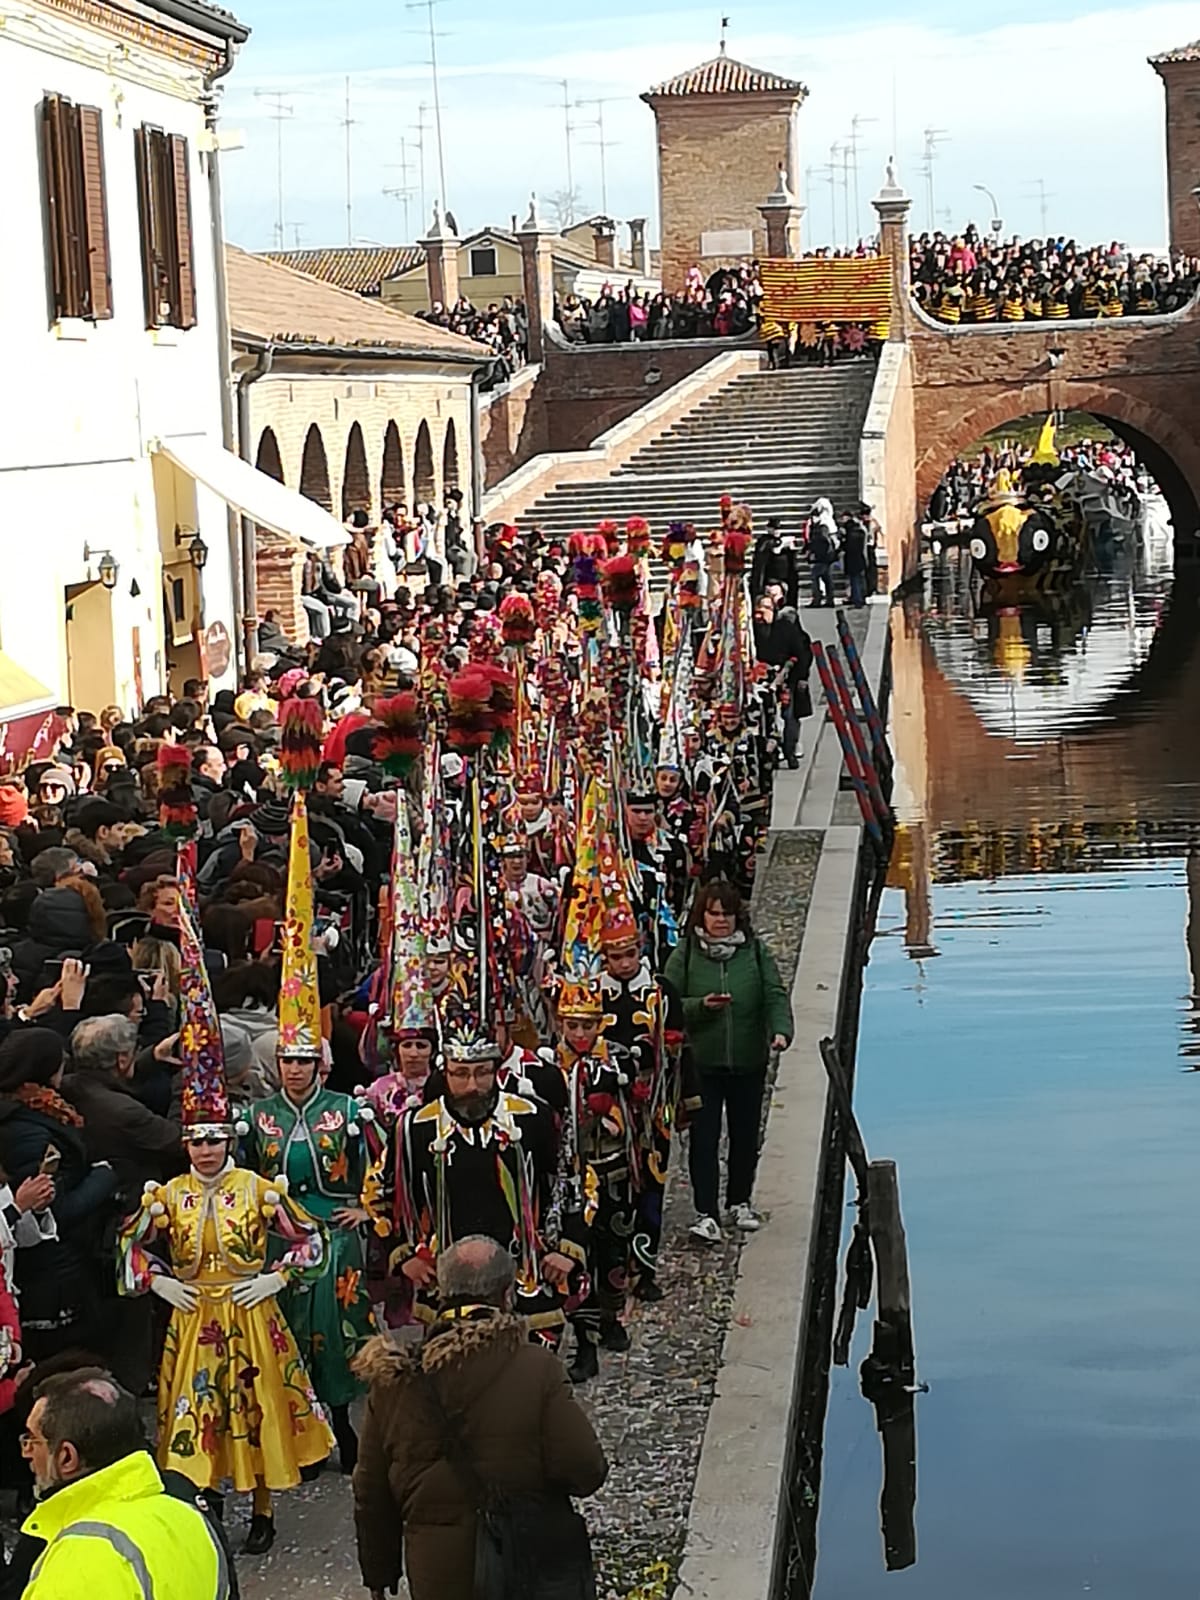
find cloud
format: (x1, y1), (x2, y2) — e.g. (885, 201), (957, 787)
(218, 3), (1196, 254)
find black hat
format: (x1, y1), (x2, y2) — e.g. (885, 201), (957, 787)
(625, 790), (658, 811)
(766, 516), (782, 530)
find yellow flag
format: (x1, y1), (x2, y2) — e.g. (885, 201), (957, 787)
(1030, 415), (1059, 466)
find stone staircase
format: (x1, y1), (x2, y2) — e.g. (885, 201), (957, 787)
(519, 362), (876, 537)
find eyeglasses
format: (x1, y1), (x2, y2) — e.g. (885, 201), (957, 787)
(445, 1065), (496, 1086)
(20, 1430), (47, 1452)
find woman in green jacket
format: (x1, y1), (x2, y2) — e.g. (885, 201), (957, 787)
(664, 881), (793, 1243)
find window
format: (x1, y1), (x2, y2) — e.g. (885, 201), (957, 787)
(469, 245), (498, 278)
(41, 94), (113, 322)
(134, 125), (196, 330)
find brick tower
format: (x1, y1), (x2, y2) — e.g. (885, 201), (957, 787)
(642, 42), (807, 290)
(1151, 38), (1200, 256)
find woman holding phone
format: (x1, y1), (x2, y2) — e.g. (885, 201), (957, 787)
(664, 881), (793, 1243)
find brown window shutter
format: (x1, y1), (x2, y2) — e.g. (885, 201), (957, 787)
(134, 125), (158, 327)
(41, 95), (69, 319)
(77, 106), (113, 320)
(62, 101), (87, 318)
(168, 134), (196, 329)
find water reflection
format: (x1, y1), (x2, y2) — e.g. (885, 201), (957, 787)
(812, 548), (1200, 1598)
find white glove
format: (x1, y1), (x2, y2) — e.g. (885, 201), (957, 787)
(231, 1271), (286, 1309)
(150, 1275), (199, 1313)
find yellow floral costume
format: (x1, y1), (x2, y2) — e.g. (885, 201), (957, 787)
(118, 1163), (333, 1492)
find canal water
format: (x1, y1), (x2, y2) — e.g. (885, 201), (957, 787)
(813, 537), (1200, 1599)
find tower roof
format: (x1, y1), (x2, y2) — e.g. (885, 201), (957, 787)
(642, 50), (806, 100)
(1150, 38), (1200, 64)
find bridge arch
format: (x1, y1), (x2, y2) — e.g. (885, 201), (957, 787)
(914, 383), (1200, 540)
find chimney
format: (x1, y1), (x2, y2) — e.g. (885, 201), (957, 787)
(628, 217), (649, 277)
(511, 213), (518, 232)
(592, 216), (617, 269)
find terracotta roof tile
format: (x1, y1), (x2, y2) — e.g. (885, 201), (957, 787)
(260, 245), (424, 296)
(1150, 38), (1200, 63)
(226, 247), (487, 359)
(643, 51), (805, 99)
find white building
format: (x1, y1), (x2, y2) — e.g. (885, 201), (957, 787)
(0, 0), (347, 752)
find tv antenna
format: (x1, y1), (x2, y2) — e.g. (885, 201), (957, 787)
(253, 90), (294, 248)
(407, 0), (450, 212)
(575, 95), (621, 216)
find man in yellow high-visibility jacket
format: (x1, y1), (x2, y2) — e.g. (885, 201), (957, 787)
(19, 1368), (230, 1600)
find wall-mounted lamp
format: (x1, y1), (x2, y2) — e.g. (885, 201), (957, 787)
(187, 533), (209, 571)
(83, 543), (120, 590)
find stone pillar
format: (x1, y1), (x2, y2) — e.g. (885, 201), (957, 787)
(757, 164), (804, 259)
(872, 161), (912, 341)
(592, 217), (617, 269)
(628, 217), (649, 277)
(422, 202), (460, 312)
(518, 193), (557, 361)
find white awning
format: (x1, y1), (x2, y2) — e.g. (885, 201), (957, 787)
(152, 435), (350, 549)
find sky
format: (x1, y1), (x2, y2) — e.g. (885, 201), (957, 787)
(216, 0), (1198, 256)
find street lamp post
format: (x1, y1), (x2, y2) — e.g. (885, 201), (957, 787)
(973, 182), (1002, 239)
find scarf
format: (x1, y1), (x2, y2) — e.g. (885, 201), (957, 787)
(11, 1082), (84, 1128)
(695, 928), (747, 965)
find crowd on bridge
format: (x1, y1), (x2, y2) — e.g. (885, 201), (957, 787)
(910, 225), (1200, 324)
(557, 263), (764, 344)
(0, 500), (835, 1598)
(414, 296), (529, 387)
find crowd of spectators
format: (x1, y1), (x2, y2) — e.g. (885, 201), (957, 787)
(930, 437), (1155, 521)
(911, 225), (1200, 324)
(556, 263), (763, 344)
(414, 295), (528, 387)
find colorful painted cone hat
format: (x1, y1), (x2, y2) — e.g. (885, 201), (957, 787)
(177, 894), (230, 1135)
(277, 791), (323, 1059)
(388, 797), (436, 1037)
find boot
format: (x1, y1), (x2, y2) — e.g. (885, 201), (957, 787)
(567, 1339), (599, 1385)
(634, 1274), (665, 1304)
(600, 1319), (631, 1353)
(332, 1404), (359, 1475)
(244, 1514), (275, 1555)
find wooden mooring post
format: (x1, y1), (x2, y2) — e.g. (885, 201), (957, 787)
(860, 1159), (918, 1573)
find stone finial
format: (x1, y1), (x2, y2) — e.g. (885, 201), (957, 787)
(763, 162), (796, 208)
(876, 157), (908, 205)
(521, 192), (545, 233)
(424, 199), (457, 242)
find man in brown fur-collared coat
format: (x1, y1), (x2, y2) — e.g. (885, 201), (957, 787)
(352, 1235), (608, 1600)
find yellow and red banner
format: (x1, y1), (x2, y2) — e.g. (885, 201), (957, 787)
(760, 256), (892, 323)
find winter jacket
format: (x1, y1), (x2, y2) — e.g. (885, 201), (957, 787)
(0, 1100), (117, 1327)
(62, 1068), (181, 1201)
(353, 1309), (608, 1600)
(663, 934), (793, 1075)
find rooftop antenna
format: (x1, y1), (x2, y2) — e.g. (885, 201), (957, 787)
(575, 95), (621, 216)
(410, 102), (430, 239)
(559, 79), (578, 224)
(1024, 177), (1054, 238)
(847, 113), (878, 244)
(339, 75), (358, 247)
(825, 142), (841, 249)
(922, 127), (949, 231)
(406, 0), (450, 211)
(253, 90), (294, 249)
(290, 221), (305, 248)
(384, 139), (416, 240)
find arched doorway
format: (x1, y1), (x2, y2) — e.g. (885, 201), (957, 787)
(256, 428), (284, 481)
(299, 425), (332, 510)
(381, 420), (406, 508)
(341, 422), (371, 520)
(442, 419), (460, 495)
(413, 420), (436, 508)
